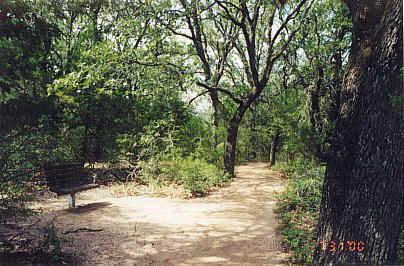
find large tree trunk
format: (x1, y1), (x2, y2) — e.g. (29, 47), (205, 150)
(313, 0), (403, 265)
(269, 129), (280, 167)
(224, 107), (247, 178)
(223, 120), (241, 178)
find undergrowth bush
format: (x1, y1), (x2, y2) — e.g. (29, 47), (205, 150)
(35, 221), (71, 262)
(275, 160), (404, 265)
(134, 156), (229, 197)
(275, 161), (324, 264)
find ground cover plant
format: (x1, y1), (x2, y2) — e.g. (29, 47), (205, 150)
(274, 160), (324, 264)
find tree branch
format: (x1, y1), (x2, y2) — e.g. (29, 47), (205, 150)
(180, 0), (211, 80)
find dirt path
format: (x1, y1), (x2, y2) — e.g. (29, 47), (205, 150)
(34, 162), (290, 265)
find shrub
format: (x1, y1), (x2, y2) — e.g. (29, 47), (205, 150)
(0, 168), (42, 224)
(132, 156), (229, 197)
(178, 158), (228, 196)
(182, 167), (209, 196)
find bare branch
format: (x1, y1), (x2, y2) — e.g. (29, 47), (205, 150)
(133, 18), (150, 50)
(233, 40), (255, 88)
(270, 0), (308, 51)
(271, 25), (299, 63)
(196, 81), (243, 104)
(215, 0), (243, 26)
(271, 0), (314, 65)
(188, 90), (209, 105)
(260, 0), (312, 87)
(158, 20), (193, 40)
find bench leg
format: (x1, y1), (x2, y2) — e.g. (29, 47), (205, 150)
(68, 193), (76, 208)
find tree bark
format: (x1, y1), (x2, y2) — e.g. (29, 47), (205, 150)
(269, 129), (280, 167)
(313, 0), (403, 264)
(248, 103), (258, 159)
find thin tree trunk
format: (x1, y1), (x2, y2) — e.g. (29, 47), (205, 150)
(287, 150), (294, 163)
(309, 67), (323, 133)
(269, 130), (280, 167)
(314, 0), (403, 264)
(328, 27), (346, 122)
(249, 103), (258, 160)
(94, 123), (103, 162)
(82, 122), (89, 164)
(210, 91), (220, 148)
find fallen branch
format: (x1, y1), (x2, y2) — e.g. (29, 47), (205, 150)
(62, 228), (103, 234)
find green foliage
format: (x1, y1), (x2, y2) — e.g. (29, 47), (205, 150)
(36, 221), (71, 261)
(192, 140), (225, 168)
(0, 124), (77, 224)
(236, 0), (351, 164)
(176, 114), (211, 157)
(0, 179), (34, 224)
(275, 161), (324, 264)
(397, 216), (404, 264)
(389, 94), (404, 114)
(0, 0), (59, 100)
(180, 163), (210, 196)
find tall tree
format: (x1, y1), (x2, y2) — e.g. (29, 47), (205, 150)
(165, 0), (311, 177)
(277, 0), (351, 162)
(159, 0), (239, 148)
(313, 0), (403, 264)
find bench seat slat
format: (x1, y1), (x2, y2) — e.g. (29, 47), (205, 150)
(52, 183), (99, 195)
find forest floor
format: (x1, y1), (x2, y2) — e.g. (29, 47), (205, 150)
(28, 162), (291, 265)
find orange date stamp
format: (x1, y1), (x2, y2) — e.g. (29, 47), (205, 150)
(320, 241), (365, 252)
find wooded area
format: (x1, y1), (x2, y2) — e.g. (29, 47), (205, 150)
(0, 0), (402, 265)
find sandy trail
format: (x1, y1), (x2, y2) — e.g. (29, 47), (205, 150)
(34, 162), (290, 265)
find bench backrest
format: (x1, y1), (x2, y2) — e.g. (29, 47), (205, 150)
(43, 162), (90, 188)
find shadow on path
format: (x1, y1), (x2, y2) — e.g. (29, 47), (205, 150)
(37, 162), (289, 265)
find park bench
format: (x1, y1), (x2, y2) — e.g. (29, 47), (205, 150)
(43, 162), (99, 208)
